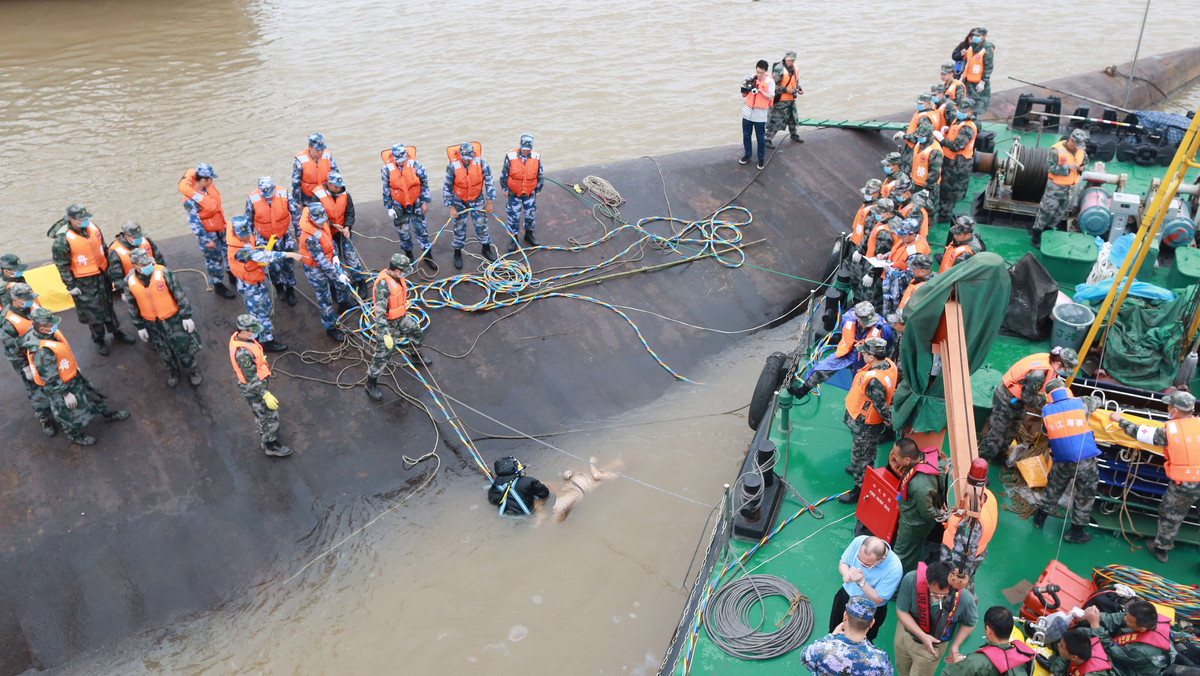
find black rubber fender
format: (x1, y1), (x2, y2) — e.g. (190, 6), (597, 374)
(748, 351), (788, 430)
(820, 236), (848, 285)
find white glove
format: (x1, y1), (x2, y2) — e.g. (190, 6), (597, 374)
(851, 251), (863, 263)
(337, 274), (351, 287)
(332, 255), (341, 268)
(182, 318), (195, 333)
(892, 131), (904, 143)
(64, 392), (77, 409)
(387, 208), (397, 219)
(67, 287), (81, 296)
(137, 328), (149, 342)
(932, 130), (944, 142)
(22, 365), (34, 381)
(862, 274), (873, 287)
(975, 81), (985, 93)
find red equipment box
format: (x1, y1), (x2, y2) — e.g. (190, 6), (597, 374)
(857, 466), (901, 543)
(1020, 560), (1097, 621)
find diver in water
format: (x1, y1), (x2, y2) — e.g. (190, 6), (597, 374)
(487, 457), (550, 516)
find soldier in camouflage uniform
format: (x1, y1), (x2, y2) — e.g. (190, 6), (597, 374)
(978, 348), (1078, 463)
(296, 203), (352, 342)
(909, 118), (943, 217)
(500, 134), (545, 251)
(1032, 380), (1100, 544)
(229, 313), (292, 457)
(123, 249), (203, 389)
(106, 222), (165, 294)
(444, 142), (498, 270)
(941, 216), (985, 271)
(382, 144), (438, 271)
(854, 202), (897, 309)
(24, 308), (130, 445)
(896, 94), (936, 174)
(938, 63), (968, 104)
(839, 337), (896, 504)
(880, 152), (903, 195)
(364, 253), (430, 401)
(883, 235), (932, 317)
(1, 253), (30, 309)
(941, 462), (993, 583)
(1032, 129), (1089, 247)
(1079, 601), (1171, 676)
(764, 50), (803, 147)
(227, 216), (302, 353)
(51, 204), (137, 355)
(1110, 391), (1200, 562)
(180, 162), (237, 299)
(936, 98), (978, 224)
(959, 27), (995, 115)
(2, 283), (56, 436)
(290, 133), (339, 206)
(243, 177), (301, 305)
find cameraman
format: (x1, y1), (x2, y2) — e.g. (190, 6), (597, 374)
(740, 59), (775, 170)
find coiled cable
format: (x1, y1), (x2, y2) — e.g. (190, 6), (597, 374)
(702, 574), (814, 660)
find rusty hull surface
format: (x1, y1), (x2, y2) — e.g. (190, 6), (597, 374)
(3, 47), (1200, 674)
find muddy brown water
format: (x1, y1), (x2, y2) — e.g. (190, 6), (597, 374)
(4, 0), (1200, 673)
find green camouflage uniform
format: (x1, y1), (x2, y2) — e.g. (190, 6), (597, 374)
(106, 236), (165, 293)
(845, 373), (891, 488)
(234, 343), (279, 448)
(51, 226), (125, 343)
(124, 267), (202, 377)
(28, 335), (123, 436)
(942, 509), (987, 579)
(943, 642), (1034, 676)
(913, 146), (943, 218)
(967, 42), (995, 115)
(367, 274), (424, 379)
(893, 467), (942, 572)
(1083, 611), (1171, 676)
(1036, 395), (1100, 526)
(0, 274), (28, 309)
(765, 60), (801, 141)
(937, 120), (977, 223)
(855, 227), (895, 310)
(978, 370), (1049, 461)
(943, 80), (969, 104)
(1033, 145), (1087, 236)
(1, 303), (54, 426)
(1116, 418), (1200, 551)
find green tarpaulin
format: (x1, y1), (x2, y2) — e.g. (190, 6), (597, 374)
(892, 253), (1012, 433)
(1093, 286), (1198, 391)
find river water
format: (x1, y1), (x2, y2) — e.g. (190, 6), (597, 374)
(5, 0), (1200, 673)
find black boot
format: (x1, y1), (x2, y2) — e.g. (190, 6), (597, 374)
(95, 340), (110, 356)
(838, 486), (862, 504)
(166, 372), (180, 389)
(284, 285), (297, 307)
(1031, 229), (1043, 249)
(111, 325), (137, 344)
(227, 271), (238, 288)
(213, 281), (237, 299)
(326, 327), (345, 342)
(68, 432), (97, 446)
(787, 383), (811, 399)
(1032, 509), (1048, 528)
(1144, 537), (1169, 563)
(264, 440), (293, 457)
(1064, 524), (1092, 544)
(274, 283), (285, 298)
(453, 249), (463, 270)
(422, 250), (438, 272)
(102, 409), (130, 421)
(260, 339), (288, 353)
(407, 348), (432, 366)
(508, 238), (518, 253)
(403, 249), (413, 262)
(365, 376), (383, 401)
(790, 133), (804, 143)
(524, 230), (539, 247)
(40, 416), (57, 437)
(481, 243), (496, 263)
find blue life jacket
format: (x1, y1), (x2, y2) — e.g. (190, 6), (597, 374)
(1042, 388), (1101, 463)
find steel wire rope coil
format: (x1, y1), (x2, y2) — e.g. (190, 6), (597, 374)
(1013, 146), (1051, 202)
(702, 574), (813, 660)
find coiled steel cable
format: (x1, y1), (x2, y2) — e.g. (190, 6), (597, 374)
(701, 574), (814, 660)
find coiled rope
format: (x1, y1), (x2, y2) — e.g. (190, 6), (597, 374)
(1093, 564), (1200, 625)
(702, 574), (814, 660)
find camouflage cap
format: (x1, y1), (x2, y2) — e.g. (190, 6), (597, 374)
(0, 253), (28, 272)
(917, 93), (933, 103)
(389, 252), (411, 270)
(912, 189), (931, 206)
(520, 134), (534, 148)
(1045, 378), (1068, 392)
(258, 176), (275, 192)
(845, 595), (876, 621)
(459, 142), (475, 158)
(887, 311), (906, 326)
(863, 178), (883, 193)
(915, 118), (935, 135)
(882, 152), (902, 166)
(1070, 128), (1090, 145)
(326, 171), (345, 188)
(66, 203), (91, 220)
(30, 307), (58, 326)
(1052, 346), (1080, 369)
(307, 132), (326, 149)
(195, 162), (218, 179)
(940, 63), (955, 75)
(128, 248), (154, 267)
(120, 221), (143, 238)
(958, 97), (975, 112)
(391, 143), (409, 160)
(231, 215), (252, 238)
(236, 313), (264, 333)
(784, 50), (797, 60)
(909, 253), (934, 270)
(307, 203), (328, 222)
(1165, 391), (1196, 412)
(8, 282), (36, 301)
(893, 218), (920, 236)
(954, 214), (977, 229)
(862, 337), (888, 357)
(875, 197), (896, 213)
(893, 174), (915, 193)
(930, 84), (943, 95)
(972, 26), (988, 35)
(853, 301), (878, 326)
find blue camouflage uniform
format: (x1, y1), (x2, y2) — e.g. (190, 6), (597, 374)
(500, 136), (544, 237)
(382, 149), (433, 253)
(229, 219), (292, 343)
(291, 134), (339, 206)
(182, 181), (228, 286)
(443, 151), (496, 249)
(298, 207), (350, 332)
(244, 183), (300, 289)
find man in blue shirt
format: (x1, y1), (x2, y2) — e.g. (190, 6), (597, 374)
(832, 535), (904, 641)
(804, 595), (895, 676)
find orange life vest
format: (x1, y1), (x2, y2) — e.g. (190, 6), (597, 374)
(450, 158), (485, 202)
(943, 79), (966, 101)
(312, 186), (349, 226)
(295, 149), (333, 198)
(912, 140), (943, 187)
(178, 169), (227, 232)
(864, 219), (893, 258)
(1164, 416), (1200, 482)
(888, 236), (931, 270)
(941, 488), (997, 554)
(373, 272), (409, 320)
(1002, 353), (1054, 399)
(835, 316), (885, 359)
(743, 75), (773, 109)
(942, 120), (978, 161)
(3, 306), (41, 337)
(777, 65), (799, 102)
(850, 204), (871, 245)
(844, 359), (898, 425)
(108, 239), (155, 277)
(898, 277), (928, 310)
(125, 266), (179, 321)
(1112, 614), (1172, 651)
(225, 221), (264, 284)
(249, 188), (291, 239)
(906, 110), (941, 149)
(881, 178), (897, 198)
(1049, 141), (1086, 187)
(65, 224), (108, 278)
(940, 244), (974, 272)
(1069, 638), (1114, 676)
(381, 148), (422, 208)
(899, 202), (930, 239)
(505, 150), (541, 196)
(963, 45), (987, 84)
(28, 333), (78, 386)
(229, 334), (271, 384)
(297, 208), (335, 268)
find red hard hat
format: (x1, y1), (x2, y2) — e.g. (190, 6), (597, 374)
(967, 457), (989, 486)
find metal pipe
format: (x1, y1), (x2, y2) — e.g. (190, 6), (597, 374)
(1080, 171), (1123, 184)
(1123, 0), (1153, 109)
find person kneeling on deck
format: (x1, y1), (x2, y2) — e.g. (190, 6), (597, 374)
(1031, 129), (1089, 248)
(803, 595), (895, 676)
(894, 561), (978, 676)
(789, 302), (892, 401)
(1031, 379), (1100, 544)
(941, 459), (996, 584)
(1078, 601), (1172, 676)
(833, 536), (903, 643)
(1109, 391), (1200, 563)
(488, 456), (550, 516)
(943, 606), (1035, 676)
(1043, 630), (1120, 676)
(891, 438), (947, 572)
(840, 337), (898, 504)
(365, 253), (430, 402)
(978, 347), (1078, 465)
